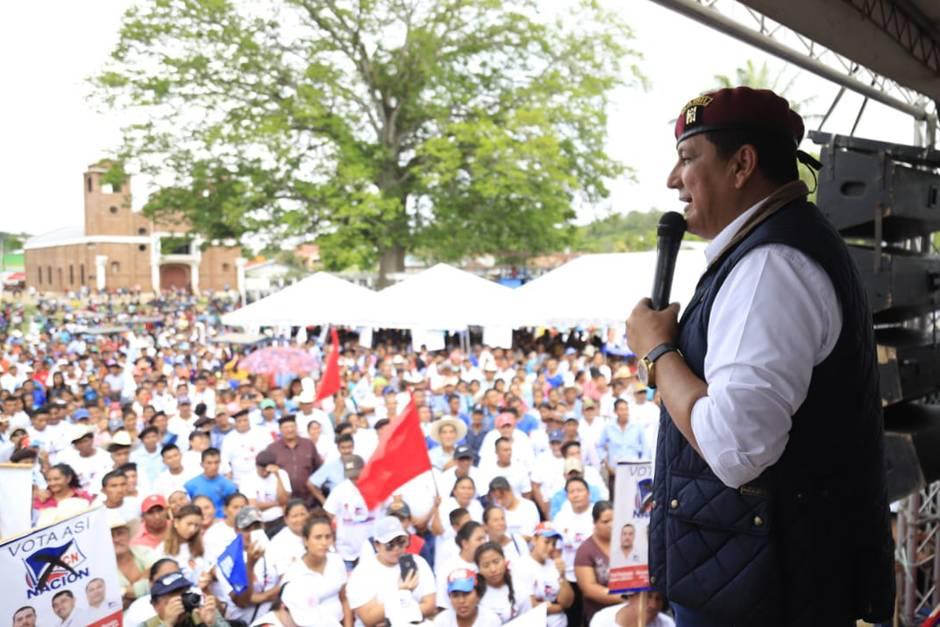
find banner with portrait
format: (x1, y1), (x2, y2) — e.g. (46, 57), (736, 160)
(0, 506), (122, 627)
(609, 460), (652, 593)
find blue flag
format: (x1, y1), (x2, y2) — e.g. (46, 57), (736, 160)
(217, 534), (248, 594)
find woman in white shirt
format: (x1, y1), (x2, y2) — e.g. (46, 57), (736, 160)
(518, 522), (573, 627)
(436, 520), (487, 609)
(433, 568), (502, 627)
(267, 499), (309, 576)
(482, 506), (529, 568)
(440, 477), (484, 540)
(156, 504), (209, 583)
(281, 514), (351, 625)
(474, 542), (534, 623)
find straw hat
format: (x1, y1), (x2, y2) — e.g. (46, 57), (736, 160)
(429, 416), (467, 443)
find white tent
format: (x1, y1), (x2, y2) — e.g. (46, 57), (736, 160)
(348, 263), (515, 330)
(221, 272), (378, 329)
(513, 250), (707, 328)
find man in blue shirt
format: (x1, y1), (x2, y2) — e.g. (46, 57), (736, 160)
(308, 432), (355, 504)
(184, 447), (237, 517)
(596, 399), (649, 484)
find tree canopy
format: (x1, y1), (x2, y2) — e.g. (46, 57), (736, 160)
(95, 0), (642, 284)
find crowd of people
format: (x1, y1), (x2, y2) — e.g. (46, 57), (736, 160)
(0, 292), (675, 627)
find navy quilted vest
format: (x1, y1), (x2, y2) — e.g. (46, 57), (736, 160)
(648, 198), (895, 625)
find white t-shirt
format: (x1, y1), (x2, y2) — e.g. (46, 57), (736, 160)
(323, 479), (377, 561)
(58, 448), (109, 491)
(531, 452), (566, 498)
(478, 461), (532, 498)
(268, 527), (306, 577)
(221, 429), (267, 486)
(241, 469), (292, 522)
(203, 521), (237, 562)
(216, 552), (279, 624)
(503, 499), (540, 538)
(346, 554), (435, 626)
(590, 603), (676, 627)
(281, 553), (347, 624)
(152, 468), (192, 497)
(156, 540), (210, 584)
(478, 572), (534, 624)
(479, 430), (535, 469)
(168, 415), (197, 451)
(519, 554), (568, 627)
(432, 607), (502, 627)
(553, 507), (594, 582)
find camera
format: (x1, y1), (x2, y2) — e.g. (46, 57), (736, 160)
(181, 591), (202, 612)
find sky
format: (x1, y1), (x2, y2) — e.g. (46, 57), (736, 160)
(0, 0), (924, 239)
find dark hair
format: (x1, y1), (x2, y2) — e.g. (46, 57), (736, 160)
(449, 507), (470, 528)
(335, 433), (354, 446)
(473, 542), (515, 611)
(704, 129), (799, 185)
(188, 430), (208, 441)
(494, 436), (511, 449)
(224, 492), (247, 507)
(51, 589), (74, 601)
(592, 500), (613, 522)
(334, 421), (353, 434)
(302, 514), (333, 540)
(160, 443), (179, 456)
(560, 441), (581, 457)
(613, 398), (629, 411)
(201, 447), (221, 462)
(139, 426), (159, 439)
(50, 463), (82, 490)
(165, 505), (204, 557)
(101, 469), (125, 488)
(284, 498), (309, 518)
(451, 476), (476, 497)
(499, 407), (518, 418)
(455, 520), (484, 550)
(118, 462), (137, 474)
(374, 418), (390, 431)
(482, 505), (503, 526)
(149, 557), (180, 582)
(9, 448), (37, 463)
(565, 476), (589, 493)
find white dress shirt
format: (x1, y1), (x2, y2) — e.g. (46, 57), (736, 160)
(689, 200), (842, 489)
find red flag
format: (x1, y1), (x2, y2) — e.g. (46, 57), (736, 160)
(315, 328), (341, 403)
(357, 397), (432, 510)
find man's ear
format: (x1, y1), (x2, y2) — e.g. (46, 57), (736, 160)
(732, 144), (759, 189)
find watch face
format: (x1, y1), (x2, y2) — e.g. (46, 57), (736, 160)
(637, 360), (649, 385)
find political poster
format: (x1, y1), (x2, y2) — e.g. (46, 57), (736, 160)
(0, 506), (122, 627)
(0, 463), (34, 539)
(609, 460), (652, 593)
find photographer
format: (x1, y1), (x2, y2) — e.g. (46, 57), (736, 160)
(146, 572), (230, 627)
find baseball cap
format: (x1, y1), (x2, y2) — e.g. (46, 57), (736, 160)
(454, 445), (474, 460)
(71, 408), (90, 421)
(342, 454), (364, 478)
(374, 515), (408, 544)
(259, 398), (276, 410)
(563, 415), (579, 424)
(549, 429), (565, 443)
(107, 431), (133, 451)
(177, 396), (192, 405)
(255, 450), (277, 467)
(564, 458), (584, 475)
(489, 476), (511, 492)
(446, 568), (478, 594)
(533, 522), (563, 540)
(141, 494), (167, 514)
(150, 572), (192, 600)
(235, 506), (264, 529)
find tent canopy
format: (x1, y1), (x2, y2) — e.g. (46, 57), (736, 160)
(348, 263), (516, 330)
(221, 272), (377, 329)
(513, 250), (706, 328)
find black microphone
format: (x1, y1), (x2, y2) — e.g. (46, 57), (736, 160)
(651, 211), (687, 311)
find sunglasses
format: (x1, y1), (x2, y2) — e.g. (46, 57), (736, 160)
(380, 537), (408, 551)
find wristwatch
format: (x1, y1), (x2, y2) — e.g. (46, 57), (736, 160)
(637, 342), (679, 389)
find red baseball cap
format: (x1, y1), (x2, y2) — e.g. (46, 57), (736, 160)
(141, 494), (167, 514)
(674, 86), (804, 147)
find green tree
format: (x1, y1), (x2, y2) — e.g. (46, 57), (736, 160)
(95, 0), (642, 285)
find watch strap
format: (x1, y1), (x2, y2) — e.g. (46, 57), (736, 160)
(645, 342), (678, 364)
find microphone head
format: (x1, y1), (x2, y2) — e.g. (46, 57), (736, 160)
(657, 211), (687, 238)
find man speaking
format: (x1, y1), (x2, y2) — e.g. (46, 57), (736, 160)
(626, 87), (895, 625)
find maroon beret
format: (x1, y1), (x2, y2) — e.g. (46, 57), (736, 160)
(674, 86), (804, 146)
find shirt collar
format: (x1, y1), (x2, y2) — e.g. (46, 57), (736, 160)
(703, 196), (769, 265)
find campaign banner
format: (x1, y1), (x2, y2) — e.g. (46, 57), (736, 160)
(0, 463), (34, 539)
(609, 460), (652, 593)
(0, 506), (122, 627)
